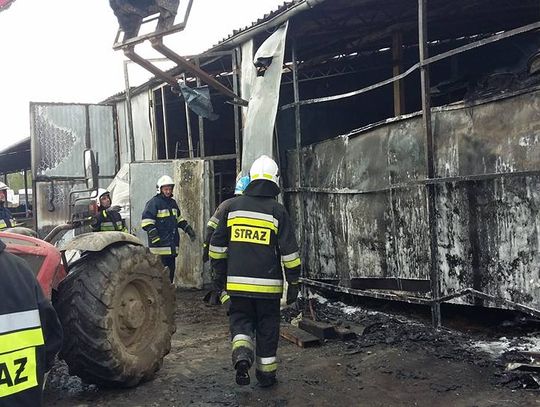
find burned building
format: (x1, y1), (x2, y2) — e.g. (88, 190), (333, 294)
(26, 0), (540, 320)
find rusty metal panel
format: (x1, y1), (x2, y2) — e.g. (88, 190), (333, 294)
(88, 105), (117, 176)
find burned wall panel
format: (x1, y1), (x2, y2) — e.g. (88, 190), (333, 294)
(345, 193), (388, 280)
(385, 186), (430, 281)
(302, 193), (339, 280)
(302, 137), (347, 188)
(346, 127), (389, 191)
(288, 88), (540, 311)
(454, 91), (540, 176)
(476, 176), (540, 309)
(436, 182), (474, 303)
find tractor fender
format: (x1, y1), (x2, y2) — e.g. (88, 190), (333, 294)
(59, 231), (144, 252)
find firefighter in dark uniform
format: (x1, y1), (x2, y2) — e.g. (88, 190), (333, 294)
(141, 175), (196, 283)
(92, 189), (127, 232)
(0, 182), (15, 231)
(210, 155), (301, 388)
(0, 238), (63, 407)
(203, 175), (250, 305)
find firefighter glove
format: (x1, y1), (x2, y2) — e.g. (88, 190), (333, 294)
(286, 282), (300, 305)
(108, 205), (122, 213)
(185, 225), (196, 242)
(148, 228), (161, 244)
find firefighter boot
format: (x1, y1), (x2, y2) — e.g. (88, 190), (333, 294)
(235, 360), (251, 385)
(256, 369), (277, 388)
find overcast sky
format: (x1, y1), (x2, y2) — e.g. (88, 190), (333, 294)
(0, 0), (284, 150)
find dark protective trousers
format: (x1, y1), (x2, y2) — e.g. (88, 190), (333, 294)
(160, 255), (176, 283)
(229, 296), (280, 381)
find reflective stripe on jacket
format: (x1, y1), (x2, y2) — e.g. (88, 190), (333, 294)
(210, 180), (301, 299)
(141, 194), (189, 256)
(0, 206), (15, 230)
(0, 239), (63, 406)
(203, 197), (237, 262)
(92, 210), (127, 232)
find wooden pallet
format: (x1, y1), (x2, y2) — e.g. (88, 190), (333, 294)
(280, 324), (322, 348)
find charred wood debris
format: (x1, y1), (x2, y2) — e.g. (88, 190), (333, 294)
(281, 296), (540, 391)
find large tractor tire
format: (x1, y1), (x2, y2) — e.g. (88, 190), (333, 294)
(55, 243), (175, 387)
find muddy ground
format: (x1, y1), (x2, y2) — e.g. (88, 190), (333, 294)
(44, 289), (540, 407)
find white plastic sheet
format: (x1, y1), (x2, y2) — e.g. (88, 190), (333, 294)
(241, 22), (288, 174)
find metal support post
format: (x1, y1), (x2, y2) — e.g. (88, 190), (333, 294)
(232, 49), (242, 175)
(161, 86), (170, 159)
(182, 74), (194, 159)
(123, 60), (136, 162)
(196, 59), (205, 158)
(418, 0), (441, 328)
(292, 40), (307, 287)
(392, 31), (405, 116)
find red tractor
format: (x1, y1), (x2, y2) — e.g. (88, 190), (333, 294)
(1, 228), (175, 387)
(0, 151), (175, 387)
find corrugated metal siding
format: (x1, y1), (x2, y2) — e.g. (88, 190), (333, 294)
(89, 105), (117, 176)
(31, 104), (86, 178)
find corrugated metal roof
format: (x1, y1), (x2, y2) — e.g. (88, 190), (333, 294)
(207, 1), (295, 51)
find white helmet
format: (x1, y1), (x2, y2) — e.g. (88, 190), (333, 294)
(92, 188), (110, 205)
(0, 181), (8, 191)
(249, 155), (279, 186)
(157, 175), (175, 190)
(97, 188), (110, 200)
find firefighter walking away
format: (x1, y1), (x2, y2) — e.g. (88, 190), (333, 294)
(210, 155), (301, 388)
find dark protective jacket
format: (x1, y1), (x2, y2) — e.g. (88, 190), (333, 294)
(209, 180), (301, 299)
(92, 208), (127, 232)
(0, 206), (15, 231)
(0, 239), (63, 407)
(141, 193), (192, 256)
(203, 197), (237, 262)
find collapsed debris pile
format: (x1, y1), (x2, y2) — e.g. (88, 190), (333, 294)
(283, 294), (540, 390)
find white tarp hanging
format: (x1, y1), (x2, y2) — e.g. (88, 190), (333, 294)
(241, 22), (288, 175)
(107, 163), (131, 230)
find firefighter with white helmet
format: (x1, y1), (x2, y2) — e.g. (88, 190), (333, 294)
(0, 181), (15, 230)
(203, 174), (250, 305)
(210, 155), (301, 388)
(141, 175), (196, 283)
(91, 188), (127, 232)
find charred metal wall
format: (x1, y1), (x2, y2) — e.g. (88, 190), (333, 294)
(286, 88), (540, 309)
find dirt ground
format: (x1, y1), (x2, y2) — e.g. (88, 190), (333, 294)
(44, 289), (540, 407)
